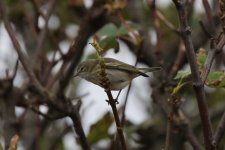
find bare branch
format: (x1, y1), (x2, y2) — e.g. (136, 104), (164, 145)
(12, 60), (19, 80)
(183, 124), (202, 150)
(213, 110), (225, 146)
(33, 0), (56, 62)
(202, 0), (215, 30)
(201, 33), (225, 83)
(69, 109), (91, 150)
(0, 0), (46, 97)
(105, 90), (127, 150)
(148, 0), (164, 66)
(173, 0), (214, 149)
(164, 112), (173, 150)
(169, 42), (186, 78)
(151, 86), (202, 150)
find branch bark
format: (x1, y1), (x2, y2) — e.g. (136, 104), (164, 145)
(173, 0), (214, 150)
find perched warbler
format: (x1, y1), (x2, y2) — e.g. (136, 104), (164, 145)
(74, 58), (161, 90)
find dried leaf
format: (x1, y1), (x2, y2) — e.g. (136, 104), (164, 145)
(8, 134), (19, 150)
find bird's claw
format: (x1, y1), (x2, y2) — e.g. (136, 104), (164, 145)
(105, 100), (110, 105)
(115, 99), (119, 104)
(105, 99), (119, 105)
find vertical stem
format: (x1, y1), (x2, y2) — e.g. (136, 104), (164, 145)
(173, 0), (214, 150)
(106, 90), (127, 150)
(91, 42), (127, 150)
(70, 110), (90, 150)
(121, 84), (132, 126)
(164, 112), (173, 150)
(213, 110), (225, 146)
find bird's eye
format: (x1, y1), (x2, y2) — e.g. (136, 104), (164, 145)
(80, 67), (85, 72)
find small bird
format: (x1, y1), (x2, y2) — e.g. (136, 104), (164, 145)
(74, 58), (161, 90)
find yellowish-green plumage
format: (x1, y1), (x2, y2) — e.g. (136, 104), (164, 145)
(74, 58), (161, 90)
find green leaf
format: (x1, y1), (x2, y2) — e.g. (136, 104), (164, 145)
(117, 22), (140, 36)
(218, 77), (225, 87)
(196, 48), (207, 69)
(174, 70), (191, 80)
(97, 23), (118, 37)
(172, 81), (189, 95)
(99, 36), (119, 51)
(206, 71), (225, 88)
(87, 112), (113, 145)
(85, 52), (97, 59)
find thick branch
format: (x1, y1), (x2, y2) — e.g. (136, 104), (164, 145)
(173, 0), (214, 150)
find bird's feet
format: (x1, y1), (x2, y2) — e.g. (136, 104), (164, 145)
(105, 99), (119, 105)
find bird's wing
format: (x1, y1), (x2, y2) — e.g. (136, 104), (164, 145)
(104, 58), (149, 77)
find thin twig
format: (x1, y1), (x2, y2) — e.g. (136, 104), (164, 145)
(39, 96), (90, 150)
(91, 41), (127, 150)
(173, 0), (214, 150)
(29, 106), (54, 120)
(184, 124), (202, 150)
(121, 83), (132, 126)
(156, 10), (179, 34)
(105, 90), (127, 150)
(0, 0), (46, 97)
(12, 60), (19, 80)
(0, 2), (90, 149)
(121, 56), (138, 126)
(169, 42), (186, 78)
(151, 87), (202, 150)
(148, 0), (164, 66)
(207, 4), (225, 145)
(201, 33), (225, 83)
(199, 21), (213, 39)
(218, 0), (225, 27)
(70, 109), (91, 150)
(164, 111), (173, 150)
(33, 0), (56, 62)
(212, 110), (225, 146)
(20, 0), (38, 40)
(202, 0), (215, 30)
(56, 3), (107, 97)
(46, 62), (68, 90)
(147, 0), (178, 34)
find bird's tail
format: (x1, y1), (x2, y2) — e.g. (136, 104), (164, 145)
(138, 67), (162, 77)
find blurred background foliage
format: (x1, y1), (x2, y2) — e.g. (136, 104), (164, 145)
(0, 0), (225, 150)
